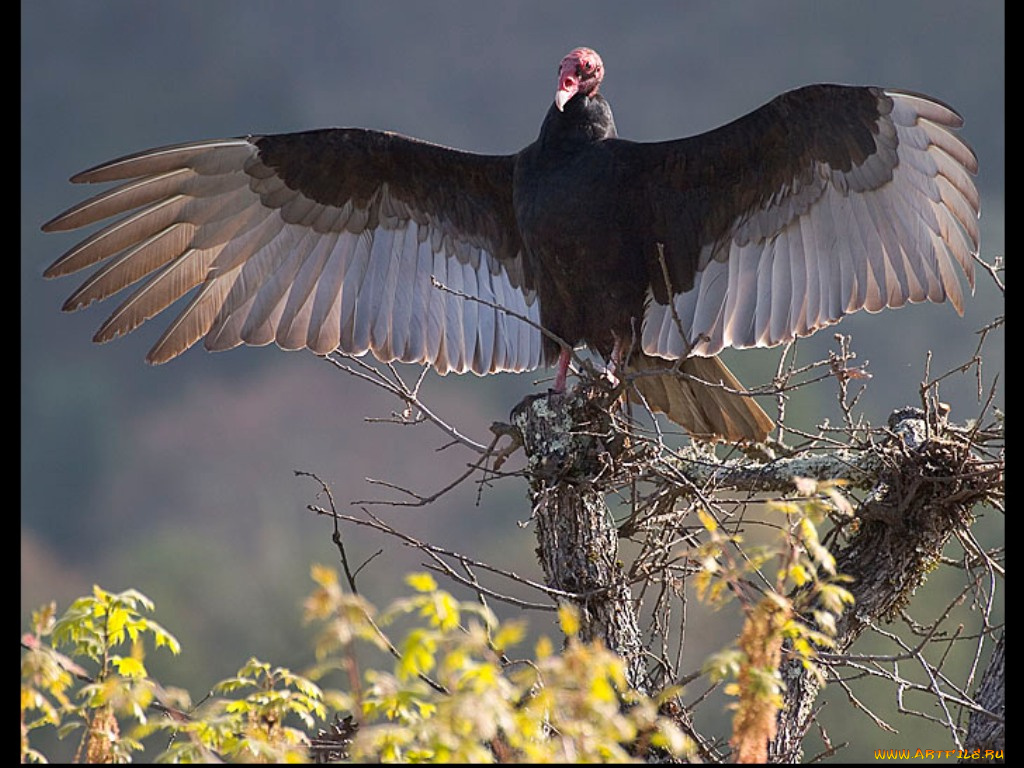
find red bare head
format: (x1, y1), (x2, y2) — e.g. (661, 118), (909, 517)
(555, 47), (604, 111)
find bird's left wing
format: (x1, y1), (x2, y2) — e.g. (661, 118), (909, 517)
(42, 129), (542, 375)
(620, 85), (979, 360)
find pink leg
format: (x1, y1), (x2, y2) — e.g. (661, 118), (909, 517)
(553, 348), (572, 392)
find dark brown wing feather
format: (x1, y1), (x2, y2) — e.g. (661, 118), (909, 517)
(42, 131), (542, 374)
(40, 79), (979, 446)
(612, 85), (979, 360)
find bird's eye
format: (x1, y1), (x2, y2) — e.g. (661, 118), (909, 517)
(582, 60), (594, 72)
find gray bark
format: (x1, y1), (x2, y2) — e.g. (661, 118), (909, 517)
(960, 631), (1004, 763)
(510, 385), (648, 692)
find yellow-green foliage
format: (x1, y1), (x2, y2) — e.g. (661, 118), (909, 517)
(22, 572), (694, 763)
(21, 481), (851, 763)
(304, 569), (693, 763)
(699, 479), (854, 763)
(21, 586), (184, 763)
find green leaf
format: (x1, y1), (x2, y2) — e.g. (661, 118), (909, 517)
(112, 588), (155, 613)
(557, 603), (580, 636)
(225, 699), (251, 714)
(112, 656), (147, 679)
(398, 629), (437, 681)
(106, 608), (128, 644)
(405, 573), (438, 593)
(146, 619), (182, 655)
(491, 620), (526, 652)
(291, 676), (323, 700)
(56, 720), (85, 739)
(214, 676), (255, 694)
(428, 591), (460, 631)
(238, 657), (271, 678)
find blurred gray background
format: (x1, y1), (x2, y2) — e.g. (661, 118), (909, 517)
(22, 1), (1003, 761)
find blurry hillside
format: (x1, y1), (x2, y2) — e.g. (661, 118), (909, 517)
(22, 1), (1003, 761)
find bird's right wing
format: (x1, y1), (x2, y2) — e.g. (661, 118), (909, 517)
(621, 85), (979, 360)
(42, 129), (543, 375)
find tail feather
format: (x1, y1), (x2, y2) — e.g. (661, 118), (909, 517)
(626, 354), (773, 442)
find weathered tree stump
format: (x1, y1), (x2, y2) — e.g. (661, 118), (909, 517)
(508, 382), (648, 692)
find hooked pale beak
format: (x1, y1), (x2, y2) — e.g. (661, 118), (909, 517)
(555, 83), (578, 111)
(555, 64), (579, 111)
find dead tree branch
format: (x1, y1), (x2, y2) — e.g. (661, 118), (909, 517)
(305, 304), (1002, 762)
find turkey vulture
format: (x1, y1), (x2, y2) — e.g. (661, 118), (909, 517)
(41, 47), (978, 442)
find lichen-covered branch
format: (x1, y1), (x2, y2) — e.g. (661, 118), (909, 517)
(312, 322), (1002, 762)
(509, 384), (648, 692)
(503, 378), (1002, 763)
(768, 410), (1003, 762)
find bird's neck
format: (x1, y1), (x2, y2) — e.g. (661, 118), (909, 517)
(539, 94), (617, 150)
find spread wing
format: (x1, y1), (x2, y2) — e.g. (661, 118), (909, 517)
(42, 129), (543, 375)
(626, 85), (979, 359)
